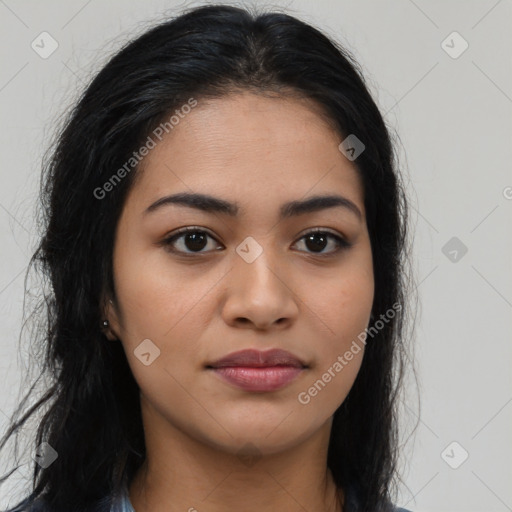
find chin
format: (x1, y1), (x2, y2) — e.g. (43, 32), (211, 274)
(197, 419), (317, 458)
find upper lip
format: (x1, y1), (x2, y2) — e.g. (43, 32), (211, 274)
(207, 349), (307, 369)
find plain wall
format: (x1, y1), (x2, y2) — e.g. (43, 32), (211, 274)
(0, 1), (511, 510)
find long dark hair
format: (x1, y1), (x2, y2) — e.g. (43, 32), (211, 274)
(0, 4), (415, 511)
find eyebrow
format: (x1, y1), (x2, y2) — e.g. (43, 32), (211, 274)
(144, 192), (362, 221)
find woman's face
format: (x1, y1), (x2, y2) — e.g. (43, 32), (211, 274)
(107, 91), (374, 456)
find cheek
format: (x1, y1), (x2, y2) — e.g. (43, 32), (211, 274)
(297, 261), (373, 408)
(307, 266), (374, 346)
(114, 245), (207, 336)
(295, 280), (369, 416)
(113, 248), (217, 386)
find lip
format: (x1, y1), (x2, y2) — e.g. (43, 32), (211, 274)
(206, 349), (307, 392)
(208, 348), (307, 369)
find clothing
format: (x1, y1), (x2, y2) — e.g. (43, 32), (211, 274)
(16, 481), (412, 511)
(117, 489), (134, 512)
(115, 484), (412, 512)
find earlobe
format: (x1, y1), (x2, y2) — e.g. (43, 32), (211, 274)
(102, 319), (118, 341)
(102, 298), (120, 341)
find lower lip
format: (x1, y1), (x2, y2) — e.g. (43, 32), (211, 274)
(210, 366), (304, 392)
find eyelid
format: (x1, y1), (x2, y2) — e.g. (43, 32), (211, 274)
(296, 226), (347, 241)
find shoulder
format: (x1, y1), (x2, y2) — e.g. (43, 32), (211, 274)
(2, 496), (45, 512)
(342, 482), (412, 512)
(7, 496), (116, 512)
(3, 498), (47, 512)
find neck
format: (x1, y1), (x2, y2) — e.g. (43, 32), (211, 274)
(129, 401), (343, 512)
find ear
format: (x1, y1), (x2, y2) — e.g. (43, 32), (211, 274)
(102, 296), (121, 341)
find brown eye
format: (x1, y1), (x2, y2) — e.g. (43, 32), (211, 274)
(162, 227), (221, 255)
(161, 227), (351, 257)
(293, 229), (351, 256)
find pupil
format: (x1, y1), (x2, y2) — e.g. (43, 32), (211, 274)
(306, 233), (327, 252)
(185, 232), (207, 251)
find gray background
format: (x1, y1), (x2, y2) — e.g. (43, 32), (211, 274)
(1, 1), (511, 510)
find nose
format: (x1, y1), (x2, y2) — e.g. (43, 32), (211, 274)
(221, 249), (299, 331)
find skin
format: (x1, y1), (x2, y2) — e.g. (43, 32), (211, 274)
(104, 91), (374, 512)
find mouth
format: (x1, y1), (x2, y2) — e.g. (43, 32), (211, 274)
(206, 349), (308, 392)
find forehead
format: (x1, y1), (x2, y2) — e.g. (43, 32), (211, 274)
(128, 92), (365, 215)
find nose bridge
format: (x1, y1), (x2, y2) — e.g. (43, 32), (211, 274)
(222, 235), (298, 328)
(234, 234), (287, 296)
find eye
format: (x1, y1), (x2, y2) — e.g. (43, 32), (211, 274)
(292, 228), (352, 256)
(160, 227), (351, 257)
(161, 227), (221, 255)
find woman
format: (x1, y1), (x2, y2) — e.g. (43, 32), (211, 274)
(0, 4), (414, 511)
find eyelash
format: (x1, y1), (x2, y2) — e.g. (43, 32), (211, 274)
(160, 226), (352, 258)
